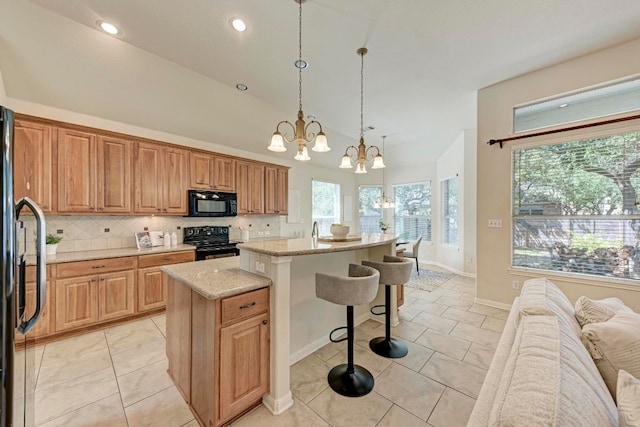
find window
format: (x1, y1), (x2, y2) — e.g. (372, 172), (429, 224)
(312, 180), (340, 236)
(442, 177), (458, 246)
(394, 182), (431, 241)
(512, 129), (640, 281)
(514, 78), (640, 133)
(359, 185), (382, 233)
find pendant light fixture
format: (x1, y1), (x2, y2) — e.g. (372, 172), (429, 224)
(374, 136), (395, 208)
(268, 0), (330, 161)
(339, 47), (385, 174)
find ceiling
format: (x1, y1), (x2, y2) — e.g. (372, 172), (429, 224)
(1, 0), (640, 169)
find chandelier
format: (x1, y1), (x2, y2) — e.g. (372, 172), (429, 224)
(267, 0), (329, 161)
(374, 136), (395, 208)
(339, 47), (385, 173)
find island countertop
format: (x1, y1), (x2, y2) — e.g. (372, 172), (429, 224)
(236, 233), (397, 257)
(161, 256), (271, 299)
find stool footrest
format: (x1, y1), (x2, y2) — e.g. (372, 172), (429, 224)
(370, 304), (386, 316)
(329, 326), (348, 343)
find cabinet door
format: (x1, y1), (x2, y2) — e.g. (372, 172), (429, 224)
(264, 166), (277, 214)
(57, 129), (97, 212)
(213, 156), (235, 192)
(13, 120), (55, 213)
(189, 152), (214, 190)
(235, 161), (251, 214)
(137, 267), (167, 312)
(55, 275), (99, 331)
(163, 147), (189, 214)
(276, 167), (288, 215)
(98, 270), (135, 321)
(23, 266), (54, 338)
(249, 163), (265, 214)
(134, 142), (163, 213)
(97, 136), (131, 213)
(218, 312), (269, 423)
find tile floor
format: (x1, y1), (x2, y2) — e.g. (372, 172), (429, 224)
(31, 270), (507, 427)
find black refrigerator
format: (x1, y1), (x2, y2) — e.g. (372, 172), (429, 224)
(1, 106), (47, 427)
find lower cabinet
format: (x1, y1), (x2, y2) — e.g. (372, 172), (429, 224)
(137, 268), (166, 312)
(166, 278), (270, 427)
(98, 270), (136, 321)
(21, 265), (54, 339)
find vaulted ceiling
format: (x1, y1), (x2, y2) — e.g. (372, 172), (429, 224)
(2, 0), (640, 169)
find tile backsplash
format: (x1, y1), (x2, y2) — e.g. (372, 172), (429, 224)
(26, 215), (291, 254)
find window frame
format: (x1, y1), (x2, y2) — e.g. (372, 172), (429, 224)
(358, 185), (383, 233)
(393, 181), (432, 242)
(311, 179), (341, 236)
(441, 175), (459, 248)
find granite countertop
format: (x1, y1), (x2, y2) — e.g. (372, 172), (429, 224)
(161, 257), (271, 300)
(28, 244), (196, 265)
(236, 233), (398, 257)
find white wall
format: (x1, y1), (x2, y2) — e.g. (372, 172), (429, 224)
(477, 37), (640, 311)
(0, 66), (6, 105)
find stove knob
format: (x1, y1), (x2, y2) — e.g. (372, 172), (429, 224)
(221, 228), (228, 234)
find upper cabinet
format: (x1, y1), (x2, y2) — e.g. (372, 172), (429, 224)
(236, 161), (264, 214)
(264, 166), (288, 215)
(189, 152), (236, 192)
(134, 142), (188, 214)
(57, 130), (131, 213)
(13, 120), (56, 213)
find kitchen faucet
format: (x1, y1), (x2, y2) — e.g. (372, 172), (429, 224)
(311, 221), (319, 238)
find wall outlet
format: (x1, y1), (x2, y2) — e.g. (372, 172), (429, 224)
(257, 231), (265, 236)
(255, 261), (265, 273)
(465, 256), (472, 264)
(264, 230), (270, 236)
(488, 219), (502, 228)
(512, 280), (520, 290)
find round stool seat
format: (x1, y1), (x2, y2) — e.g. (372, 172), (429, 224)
(362, 255), (413, 359)
(315, 264), (380, 397)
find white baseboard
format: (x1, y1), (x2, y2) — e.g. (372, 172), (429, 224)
(424, 261), (476, 279)
(288, 312), (369, 365)
(473, 297), (512, 311)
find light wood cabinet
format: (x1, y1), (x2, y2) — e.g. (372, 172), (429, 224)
(98, 270), (136, 321)
(190, 152), (236, 192)
(55, 275), (99, 331)
(265, 166), (288, 215)
(236, 161), (264, 214)
(167, 280), (270, 427)
(13, 120), (56, 213)
(134, 142), (188, 214)
(57, 130), (131, 213)
(22, 265), (54, 339)
(137, 251), (195, 312)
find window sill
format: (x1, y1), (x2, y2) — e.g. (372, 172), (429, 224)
(509, 266), (640, 292)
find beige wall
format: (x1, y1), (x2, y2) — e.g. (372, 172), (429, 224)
(477, 37), (640, 311)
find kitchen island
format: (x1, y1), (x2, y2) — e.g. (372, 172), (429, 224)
(236, 233), (398, 415)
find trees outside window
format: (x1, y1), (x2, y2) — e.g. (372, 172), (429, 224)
(512, 129), (640, 280)
(394, 182), (431, 241)
(312, 180), (341, 236)
(442, 177), (458, 246)
(359, 186), (382, 233)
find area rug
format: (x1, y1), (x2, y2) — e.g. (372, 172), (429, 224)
(404, 268), (454, 292)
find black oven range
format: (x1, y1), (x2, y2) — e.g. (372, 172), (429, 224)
(183, 225), (239, 261)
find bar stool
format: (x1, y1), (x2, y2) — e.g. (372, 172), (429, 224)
(316, 264), (380, 397)
(363, 255), (413, 358)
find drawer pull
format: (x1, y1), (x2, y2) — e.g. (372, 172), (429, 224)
(239, 301), (256, 309)
(92, 265), (106, 269)
(262, 320), (268, 325)
(162, 257), (174, 261)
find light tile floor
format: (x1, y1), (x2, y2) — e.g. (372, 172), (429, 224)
(32, 269), (507, 427)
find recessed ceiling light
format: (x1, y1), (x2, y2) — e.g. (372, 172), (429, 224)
(98, 21), (120, 35)
(230, 18), (247, 32)
(236, 83), (248, 91)
(559, 103), (569, 108)
(294, 59), (308, 69)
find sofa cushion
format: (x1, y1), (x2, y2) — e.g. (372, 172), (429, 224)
(574, 296), (634, 327)
(488, 314), (617, 426)
(581, 312), (640, 401)
(617, 370), (640, 427)
(518, 278), (582, 336)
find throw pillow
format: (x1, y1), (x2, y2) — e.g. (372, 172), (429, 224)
(575, 296), (634, 326)
(581, 312), (640, 400)
(617, 370), (640, 427)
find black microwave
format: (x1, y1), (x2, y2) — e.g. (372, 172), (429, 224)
(187, 190), (237, 217)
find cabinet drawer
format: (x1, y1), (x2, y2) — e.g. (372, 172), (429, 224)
(56, 256), (137, 278)
(25, 264), (53, 282)
(221, 287), (269, 326)
(138, 250), (195, 268)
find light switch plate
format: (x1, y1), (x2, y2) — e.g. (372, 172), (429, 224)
(488, 219), (502, 228)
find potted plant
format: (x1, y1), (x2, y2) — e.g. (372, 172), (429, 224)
(46, 233), (62, 255)
(330, 223), (350, 240)
(379, 220), (389, 233)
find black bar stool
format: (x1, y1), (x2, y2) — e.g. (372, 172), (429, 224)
(363, 255), (413, 358)
(315, 264), (380, 397)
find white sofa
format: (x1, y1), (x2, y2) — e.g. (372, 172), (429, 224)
(467, 278), (618, 426)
